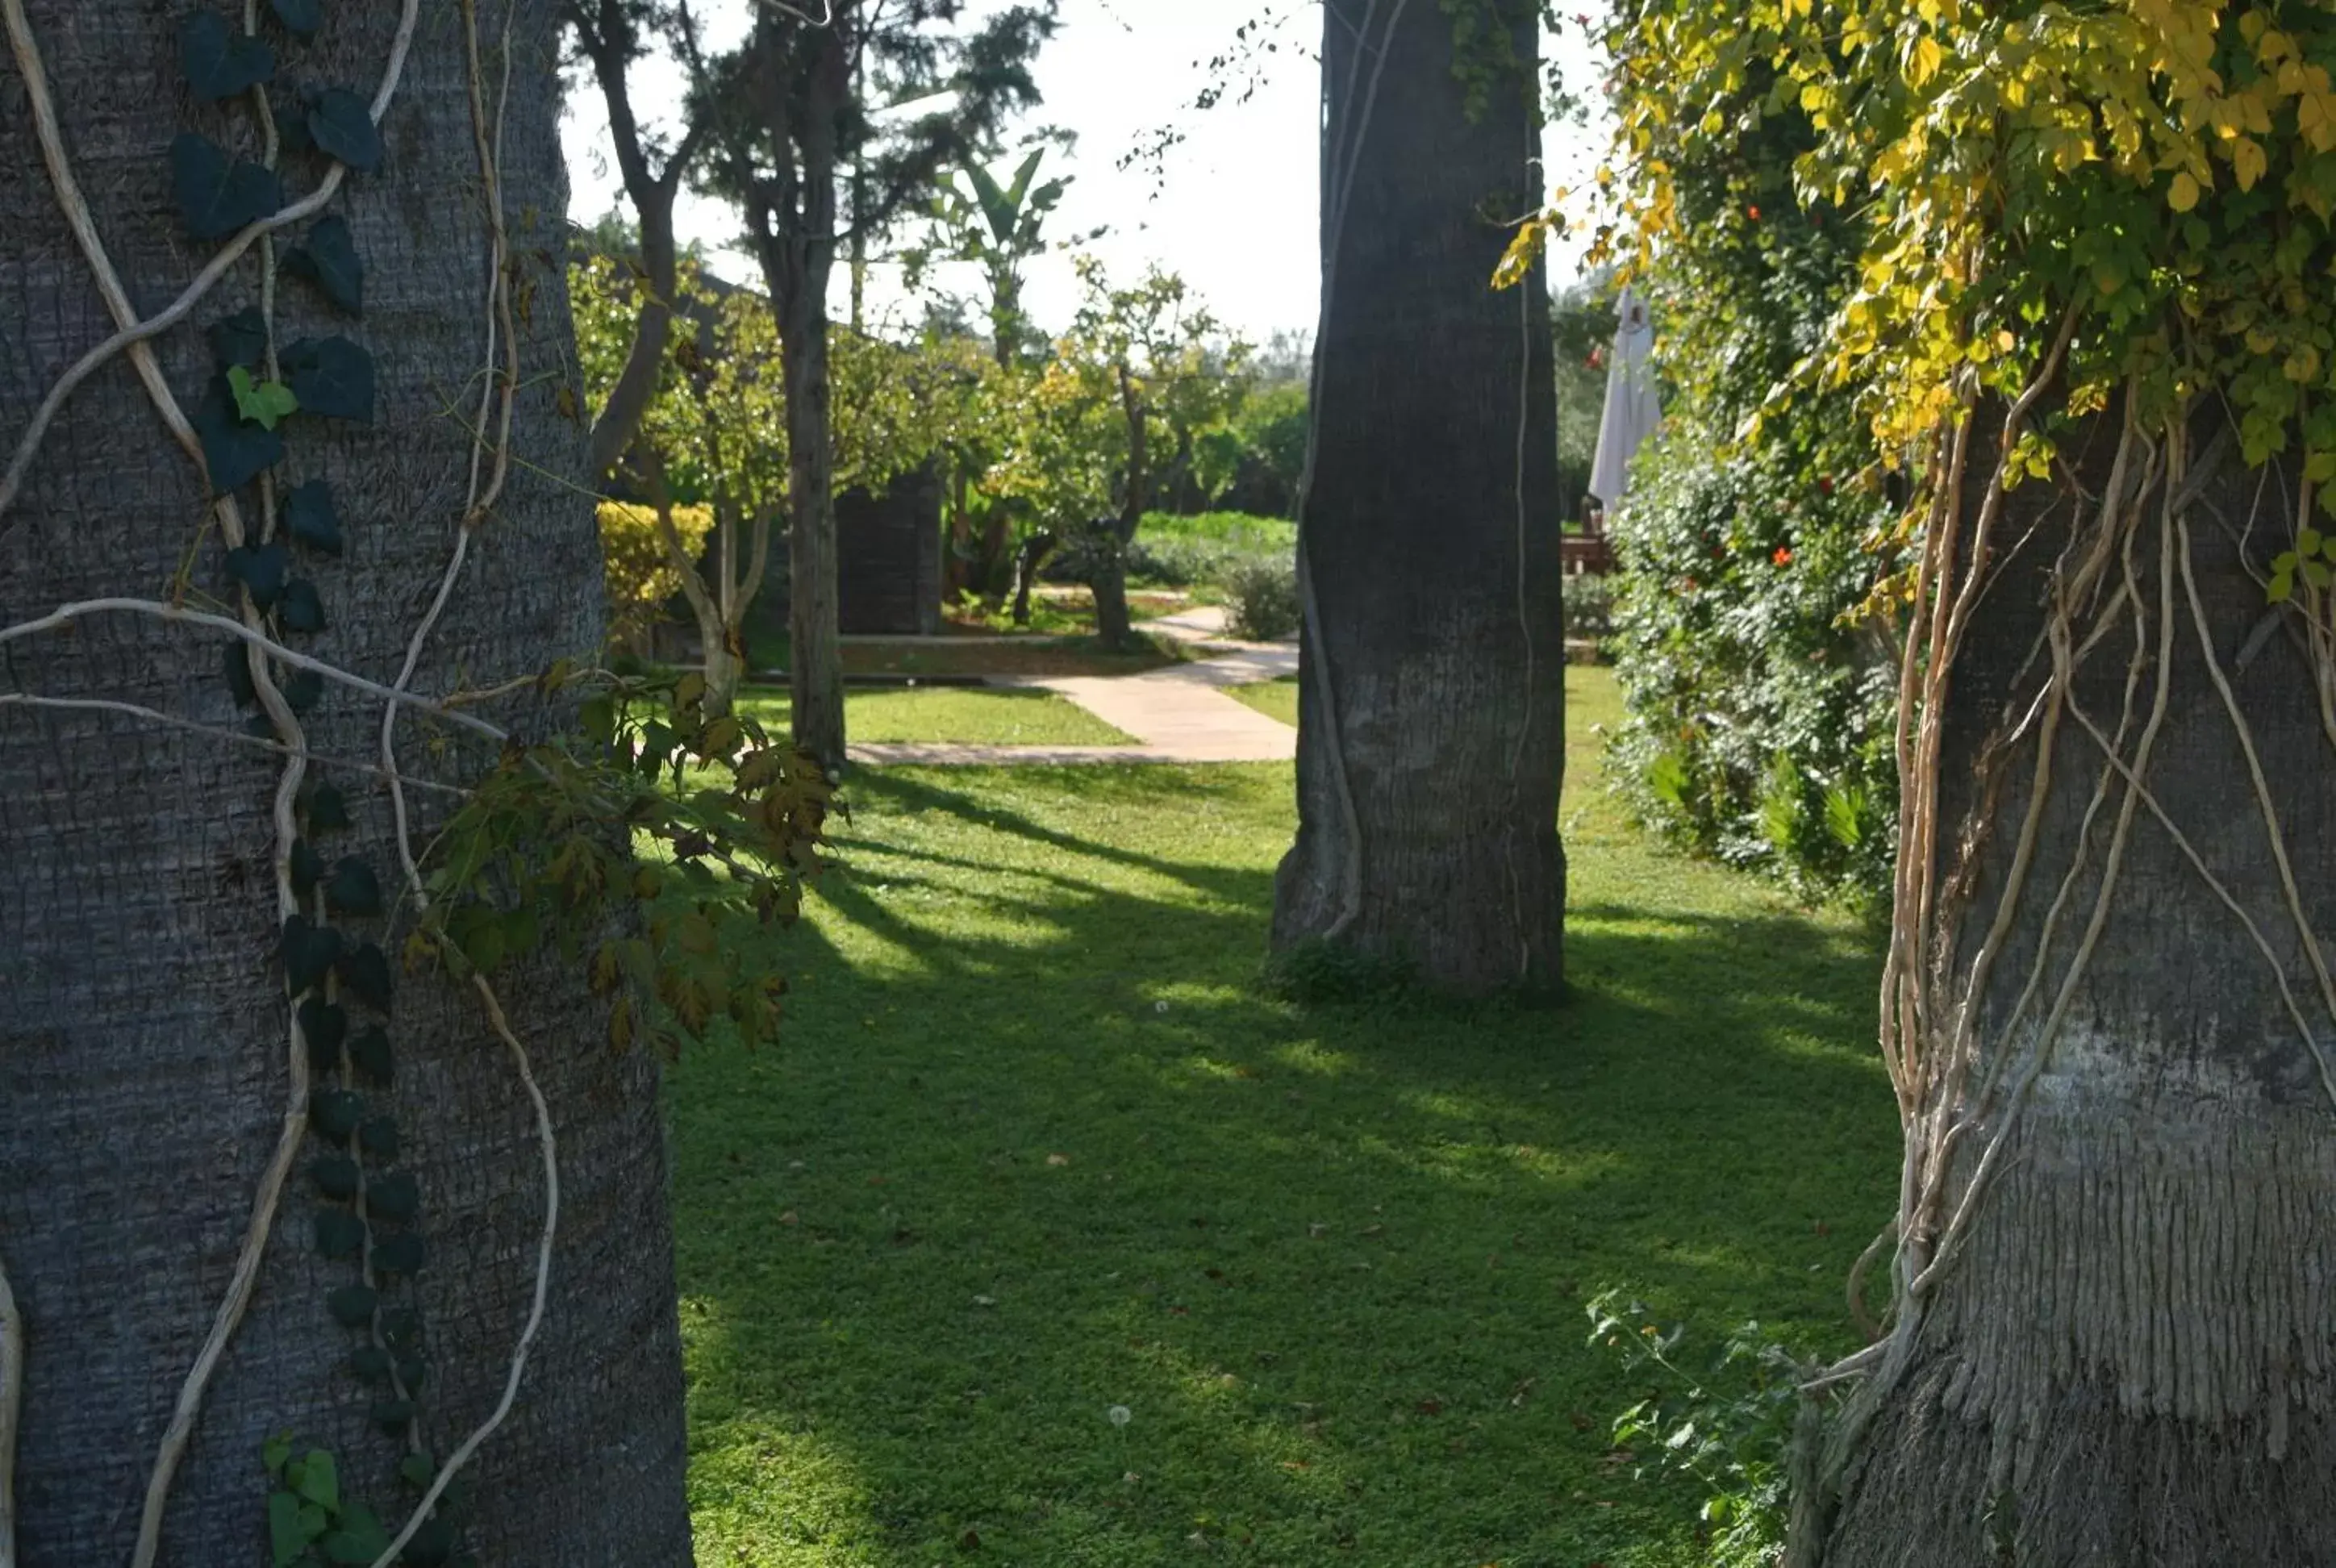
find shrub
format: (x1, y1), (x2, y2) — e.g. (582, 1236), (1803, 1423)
(1604, 419), (1901, 904)
(1585, 1292), (1825, 1568)
(1561, 573), (1614, 640)
(599, 501), (714, 655)
(1223, 557), (1300, 641)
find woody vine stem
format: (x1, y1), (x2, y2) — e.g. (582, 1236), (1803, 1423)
(0, 1), (560, 1563)
(1783, 323), (2336, 1560)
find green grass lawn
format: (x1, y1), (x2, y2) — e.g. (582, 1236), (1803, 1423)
(1141, 510), (1299, 552)
(1224, 677), (1298, 728)
(669, 669), (1896, 1566)
(737, 685), (1137, 748)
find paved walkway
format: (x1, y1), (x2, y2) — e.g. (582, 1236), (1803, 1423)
(846, 607), (1300, 768)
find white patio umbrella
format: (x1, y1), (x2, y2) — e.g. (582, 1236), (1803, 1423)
(1587, 287), (1663, 510)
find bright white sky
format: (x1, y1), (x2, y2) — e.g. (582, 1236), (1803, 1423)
(560, 1), (1611, 344)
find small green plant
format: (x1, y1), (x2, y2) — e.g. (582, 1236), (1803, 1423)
(1586, 1291), (1821, 1567)
(1222, 558), (1299, 641)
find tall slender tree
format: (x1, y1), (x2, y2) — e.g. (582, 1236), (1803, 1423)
(693, 0), (1054, 774)
(0, 0), (691, 1560)
(1274, 0), (1566, 994)
(563, 0), (709, 481)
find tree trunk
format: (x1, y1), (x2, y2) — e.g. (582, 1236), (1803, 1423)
(1274, 0), (1565, 995)
(778, 282), (841, 771)
(757, 33), (848, 778)
(1803, 401), (2336, 1565)
(577, 0), (692, 483)
(978, 507), (1013, 598)
(0, 3), (693, 1563)
(1090, 560), (1135, 647)
(1011, 529), (1055, 628)
(944, 466), (973, 601)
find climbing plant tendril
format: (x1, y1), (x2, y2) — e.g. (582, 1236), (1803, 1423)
(1525, 0), (2336, 1557)
(0, 0), (828, 1561)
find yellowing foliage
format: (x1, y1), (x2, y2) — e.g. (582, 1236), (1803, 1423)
(599, 501), (714, 655)
(1583, 0), (2336, 504)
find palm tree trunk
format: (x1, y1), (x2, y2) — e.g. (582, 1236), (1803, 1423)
(1804, 403), (2336, 1564)
(1274, 0), (1566, 995)
(0, 2), (691, 1562)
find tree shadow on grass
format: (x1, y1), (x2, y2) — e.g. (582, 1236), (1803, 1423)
(670, 770), (1896, 1567)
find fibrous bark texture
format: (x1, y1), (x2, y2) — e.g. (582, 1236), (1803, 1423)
(1820, 404), (2336, 1565)
(0, 3), (693, 1562)
(1274, 0), (1566, 995)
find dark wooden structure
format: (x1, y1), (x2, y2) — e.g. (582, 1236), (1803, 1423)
(1562, 508), (1616, 576)
(837, 465), (942, 635)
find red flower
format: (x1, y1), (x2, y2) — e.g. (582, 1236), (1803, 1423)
(1773, 547), (1794, 566)
(1817, 475), (1835, 496)
(1746, 204), (1762, 221)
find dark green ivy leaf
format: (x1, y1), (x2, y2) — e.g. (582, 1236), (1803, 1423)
(357, 1113), (398, 1159)
(326, 857), (382, 916)
(340, 944), (393, 1012)
(311, 1086), (365, 1140)
(282, 669), (324, 714)
(373, 1233), (424, 1276)
(304, 779), (351, 832)
(269, 0), (322, 38)
(298, 995), (345, 1053)
(224, 643), (258, 708)
(349, 1026), (394, 1085)
(309, 1153), (360, 1201)
(397, 1451), (435, 1488)
(281, 914), (342, 993)
(368, 1170), (419, 1221)
(350, 1345), (394, 1384)
(394, 1357), (427, 1395)
(180, 12), (276, 102)
(305, 87), (382, 173)
(323, 1504), (391, 1568)
(266, 1490), (312, 1568)
(273, 89), (313, 154)
(315, 1209), (365, 1260)
(325, 1283), (378, 1328)
(285, 479), (344, 555)
(290, 839), (323, 899)
(282, 336), (374, 423)
(224, 540), (291, 607)
(298, 997), (346, 1073)
(283, 216), (363, 315)
(378, 1306), (422, 1351)
(197, 388), (286, 494)
(366, 1401), (415, 1440)
(170, 131), (282, 240)
(278, 578), (327, 635)
(398, 1518), (455, 1566)
(207, 307), (269, 370)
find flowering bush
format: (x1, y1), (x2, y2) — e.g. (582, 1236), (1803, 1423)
(1605, 420), (1900, 904)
